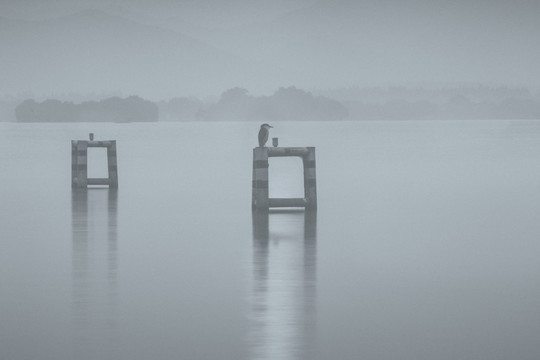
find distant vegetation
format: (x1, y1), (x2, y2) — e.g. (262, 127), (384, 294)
(157, 97), (203, 122)
(342, 96), (540, 120)
(7, 85), (540, 123)
(316, 86), (540, 120)
(15, 96), (158, 122)
(158, 85), (540, 121)
(198, 87), (348, 121)
(157, 87), (349, 121)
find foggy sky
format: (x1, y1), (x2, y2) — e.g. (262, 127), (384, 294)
(1, 0), (539, 100)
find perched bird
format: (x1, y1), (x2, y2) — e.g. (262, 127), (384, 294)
(258, 123), (273, 147)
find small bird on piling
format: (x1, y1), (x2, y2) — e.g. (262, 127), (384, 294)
(258, 123), (273, 147)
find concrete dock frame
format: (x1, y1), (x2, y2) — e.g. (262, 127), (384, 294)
(252, 146), (317, 210)
(72, 139), (118, 188)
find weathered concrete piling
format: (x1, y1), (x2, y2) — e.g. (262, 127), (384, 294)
(252, 146), (317, 210)
(72, 134), (118, 188)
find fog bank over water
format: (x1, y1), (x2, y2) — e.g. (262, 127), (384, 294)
(1, 0), (539, 100)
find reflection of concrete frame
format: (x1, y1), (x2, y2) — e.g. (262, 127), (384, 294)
(71, 140), (118, 188)
(252, 147), (317, 210)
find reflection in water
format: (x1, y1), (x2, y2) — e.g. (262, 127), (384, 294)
(71, 189), (118, 360)
(249, 209), (317, 360)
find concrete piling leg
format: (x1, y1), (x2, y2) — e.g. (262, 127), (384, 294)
(303, 147), (317, 210)
(107, 141), (118, 188)
(252, 147), (269, 210)
(72, 141), (88, 188)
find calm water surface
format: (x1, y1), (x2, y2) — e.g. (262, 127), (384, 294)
(1, 120), (540, 360)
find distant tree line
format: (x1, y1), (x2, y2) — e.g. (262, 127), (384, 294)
(15, 96), (158, 122)
(157, 97), (203, 121)
(157, 86), (540, 121)
(158, 87), (349, 121)
(344, 96), (540, 120)
(316, 85), (538, 104)
(315, 85), (540, 120)
(10, 85), (540, 122)
(203, 86), (348, 121)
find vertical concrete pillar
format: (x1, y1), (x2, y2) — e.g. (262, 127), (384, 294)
(303, 147), (317, 210)
(252, 147), (269, 209)
(72, 140), (88, 188)
(107, 141), (118, 188)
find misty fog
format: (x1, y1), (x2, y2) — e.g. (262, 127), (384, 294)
(2, 2), (540, 360)
(1, 0), (539, 101)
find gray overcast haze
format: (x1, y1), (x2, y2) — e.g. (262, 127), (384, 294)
(1, 0), (539, 100)
(2, 2), (540, 360)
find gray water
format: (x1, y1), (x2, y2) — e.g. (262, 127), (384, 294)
(1, 120), (540, 360)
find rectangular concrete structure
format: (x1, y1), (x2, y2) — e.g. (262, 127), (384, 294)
(72, 140), (118, 188)
(252, 146), (317, 210)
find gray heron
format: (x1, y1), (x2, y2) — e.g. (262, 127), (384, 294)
(258, 123), (273, 147)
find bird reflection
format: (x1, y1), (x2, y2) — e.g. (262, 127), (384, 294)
(250, 209), (317, 360)
(71, 189), (118, 359)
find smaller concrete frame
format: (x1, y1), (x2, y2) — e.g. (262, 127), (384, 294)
(72, 140), (118, 188)
(252, 146), (317, 210)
